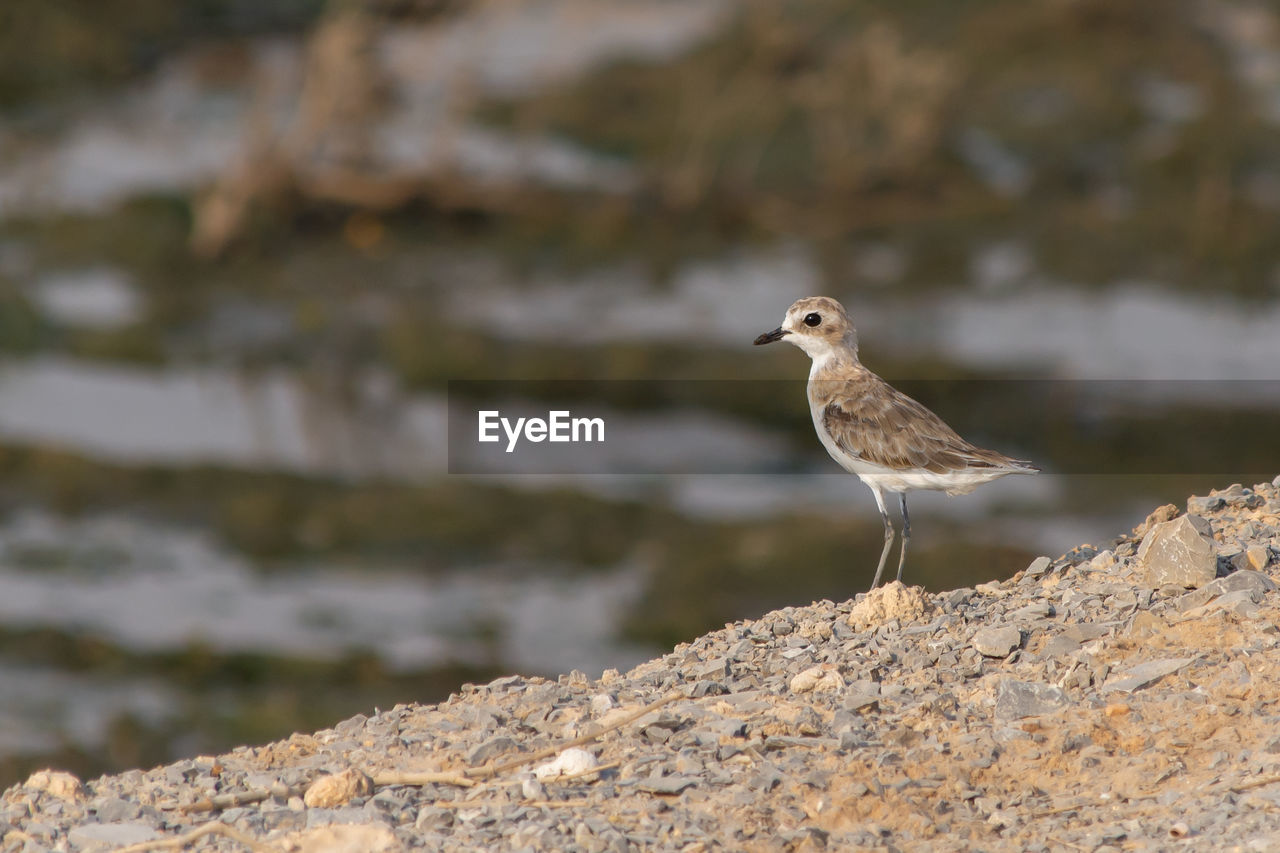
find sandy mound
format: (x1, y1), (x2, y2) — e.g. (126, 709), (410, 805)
(847, 580), (937, 631)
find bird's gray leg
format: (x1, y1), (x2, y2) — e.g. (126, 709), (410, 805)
(896, 493), (911, 583)
(868, 487), (895, 591)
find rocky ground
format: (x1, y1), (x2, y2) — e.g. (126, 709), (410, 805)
(5, 478), (1280, 852)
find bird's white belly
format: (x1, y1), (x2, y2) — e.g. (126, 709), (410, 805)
(857, 468), (1011, 495)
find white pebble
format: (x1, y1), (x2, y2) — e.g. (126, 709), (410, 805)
(789, 664), (844, 694)
(518, 772), (546, 800)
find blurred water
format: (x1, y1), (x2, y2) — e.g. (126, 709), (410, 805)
(926, 284), (1280, 381)
(0, 360), (795, 477)
(0, 665), (177, 757)
(0, 359), (446, 476)
(30, 269), (144, 330)
(0, 511), (652, 676)
(444, 246), (818, 347)
(444, 246), (1280, 383)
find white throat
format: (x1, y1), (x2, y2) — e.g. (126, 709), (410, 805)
(786, 333), (845, 376)
(806, 347), (834, 378)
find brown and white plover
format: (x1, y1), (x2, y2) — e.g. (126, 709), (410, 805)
(754, 296), (1038, 590)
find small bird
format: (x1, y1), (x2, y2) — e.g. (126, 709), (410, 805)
(754, 296), (1038, 591)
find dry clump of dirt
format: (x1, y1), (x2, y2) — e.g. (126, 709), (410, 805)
(847, 580), (937, 632)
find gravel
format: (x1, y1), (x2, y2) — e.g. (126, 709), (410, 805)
(5, 480), (1280, 851)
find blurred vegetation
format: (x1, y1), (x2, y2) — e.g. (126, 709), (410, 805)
(481, 0), (1280, 296)
(0, 0), (325, 111)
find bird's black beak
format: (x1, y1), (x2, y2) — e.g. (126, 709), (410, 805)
(753, 327), (788, 346)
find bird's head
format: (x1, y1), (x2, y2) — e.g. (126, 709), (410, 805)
(753, 296), (857, 360)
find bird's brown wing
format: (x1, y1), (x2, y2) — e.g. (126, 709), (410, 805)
(813, 375), (1030, 472)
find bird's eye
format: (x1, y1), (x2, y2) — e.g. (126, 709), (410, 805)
(804, 313), (821, 327)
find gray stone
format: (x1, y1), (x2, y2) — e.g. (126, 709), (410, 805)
(333, 714), (367, 735)
(1219, 484), (1264, 508)
(260, 807), (306, 832)
(994, 680), (1070, 720)
(1176, 586), (1217, 613)
(1202, 589), (1261, 618)
(1025, 556), (1052, 577)
(637, 775), (697, 795)
(89, 797), (140, 823)
(973, 626), (1023, 658)
(1103, 657), (1195, 693)
(306, 806), (379, 827)
(844, 681), (881, 712)
(689, 680), (726, 698)
(489, 674), (525, 691)
(643, 725), (672, 744)
(1137, 515), (1218, 589)
(693, 658), (730, 680)
(1108, 589), (1138, 609)
(416, 807), (453, 831)
(1064, 624), (1111, 643)
(704, 718), (747, 738)
(765, 735), (840, 751)
(1188, 495), (1225, 514)
(1242, 545), (1271, 571)
(67, 823), (160, 847)
(1010, 602), (1054, 621)
(1208, 570), (1277, 598)
(1060, 590), (1099, 610)
(467, 736), (517, 766)
(1038, 634), (1082, 659)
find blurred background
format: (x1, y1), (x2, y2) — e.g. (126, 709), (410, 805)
(0, 0), (1278, 788)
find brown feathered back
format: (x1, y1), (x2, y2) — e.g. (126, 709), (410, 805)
(810, 371), (1035, 473)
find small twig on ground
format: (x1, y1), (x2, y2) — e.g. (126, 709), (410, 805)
(432, 797), (596, 809)
(1031, 801), (1088, 818)
(181, 784), (300, 814)
(382, 754), (623, 808)
(1227, 774), (1280, 794)
(113, 822), (276, 853)
(372, 770), (477, 788)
